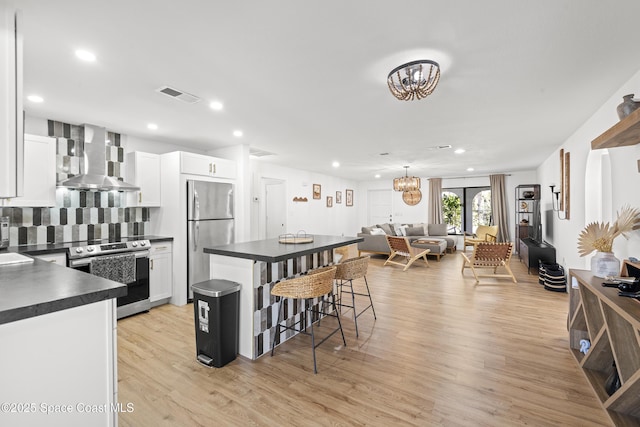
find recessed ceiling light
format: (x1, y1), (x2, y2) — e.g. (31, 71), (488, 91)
(467, 167), (474, 172)
(209, 101), (223, 111)
(455, 148), (466, 154)
(27, 95), (43, 103)
(332, 161), (340, 168)
(147, 123), (158, 130)
(233, 130), (243, 137)
(75, 49), (96, 62)
(375, 174), (381, 178)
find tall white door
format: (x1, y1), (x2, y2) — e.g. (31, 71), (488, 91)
(265, 180), (286, 238)
(368, 189), (393, 225)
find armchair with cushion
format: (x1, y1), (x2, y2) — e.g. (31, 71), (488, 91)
(463, 225), (498, 251)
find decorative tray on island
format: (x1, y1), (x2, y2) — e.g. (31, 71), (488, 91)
(278, 232), (314, 244)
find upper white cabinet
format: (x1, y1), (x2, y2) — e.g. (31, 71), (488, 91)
(3, 134), (56, 207)
(180, 152), (236, 179)
(126, 151), (161, 207)
(0, 8), (23, 198)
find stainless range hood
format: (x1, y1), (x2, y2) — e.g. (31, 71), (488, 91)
(57, 125), (140, 191)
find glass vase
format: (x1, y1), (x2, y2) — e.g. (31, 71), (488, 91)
(591, 251), (621, 278)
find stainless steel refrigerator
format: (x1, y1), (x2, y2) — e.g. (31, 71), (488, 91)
(187, 180), (234, 300)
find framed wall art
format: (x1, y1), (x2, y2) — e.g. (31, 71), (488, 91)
(345, 189), (353, 206)
(336, 191), (342, 204)
(327, 196), (333, 207)
(313, 184), (321, 199)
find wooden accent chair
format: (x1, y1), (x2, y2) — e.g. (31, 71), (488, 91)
(271, 266), (346, 374)
(460, 242), (517, 283)
(463, 225), (498, 251)
(384, 236), (430, 271)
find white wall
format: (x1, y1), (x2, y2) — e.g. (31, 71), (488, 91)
(250, 160), (360, 239)
(538, 68), (640, 270)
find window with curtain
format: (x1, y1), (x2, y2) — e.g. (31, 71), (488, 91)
(442, 186), (492, 234)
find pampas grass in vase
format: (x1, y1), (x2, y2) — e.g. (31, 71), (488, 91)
(577, 205), (640, 278)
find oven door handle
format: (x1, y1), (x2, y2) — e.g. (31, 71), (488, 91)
(68, 250), (150, 268)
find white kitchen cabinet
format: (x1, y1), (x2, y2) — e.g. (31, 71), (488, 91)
(33, 252), (66, 266)
(180, 151), (236, 179)
(149, 241), (172, 305)
(0, 7), (23, 198)
(126, 151), (161, 207)
(3, 134), (56, 207)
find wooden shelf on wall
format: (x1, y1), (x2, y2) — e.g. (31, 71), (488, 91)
(592, 108), (640, 150)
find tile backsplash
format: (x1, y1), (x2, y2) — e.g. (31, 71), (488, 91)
(4, 120), (148, 246)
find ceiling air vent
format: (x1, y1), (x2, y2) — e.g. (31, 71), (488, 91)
(156, 86), (201, 104)
(250, 148), (275, 158)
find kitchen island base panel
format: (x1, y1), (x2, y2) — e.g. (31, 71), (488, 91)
(0, 299), (117, 427)
(211, 249), (334, 359)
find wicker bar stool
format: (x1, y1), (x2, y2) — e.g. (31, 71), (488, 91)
(270, 266), (346, 374)
(334, 256), (376, 337)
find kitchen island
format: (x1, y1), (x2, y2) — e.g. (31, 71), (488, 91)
(204, 235), (362, 359)
(0, 257), (126, 427)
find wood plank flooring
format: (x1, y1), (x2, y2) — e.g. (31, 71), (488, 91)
(117, 251), (611, 426)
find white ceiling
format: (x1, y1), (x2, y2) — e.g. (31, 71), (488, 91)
(15, 0), (640, 181)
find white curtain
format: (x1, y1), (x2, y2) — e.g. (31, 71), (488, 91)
(490, 174), (511, 242)
(428, 178), (443, 224)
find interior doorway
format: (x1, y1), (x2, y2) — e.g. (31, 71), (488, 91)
(368, 189), (393, 225)
(264, 179), (286, 239)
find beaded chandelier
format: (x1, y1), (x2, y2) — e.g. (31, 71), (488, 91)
(387, 60), (440, 101)
(393, 166), (421, 192)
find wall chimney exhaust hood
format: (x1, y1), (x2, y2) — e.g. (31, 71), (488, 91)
(57, 125), (139, 191)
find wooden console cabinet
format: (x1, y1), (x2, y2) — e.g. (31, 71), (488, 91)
(568, 263), (640, 426)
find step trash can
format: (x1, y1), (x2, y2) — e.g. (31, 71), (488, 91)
(191, 279), (241, 368)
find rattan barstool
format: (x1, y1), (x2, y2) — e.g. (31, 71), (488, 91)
(334, 256), (376, 337)
(270, 266), (346, 374)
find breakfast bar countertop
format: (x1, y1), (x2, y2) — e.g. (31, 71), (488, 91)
(203, 235), (363, 263)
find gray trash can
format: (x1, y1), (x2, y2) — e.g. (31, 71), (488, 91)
(191, 279), (241, 368)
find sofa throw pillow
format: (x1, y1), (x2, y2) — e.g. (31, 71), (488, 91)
(428, 223), (448, 236)
(406, 226), (424, 236)
(393, 224), (408, 236)
(361, 226), (375, 234)
(376, 223), (394, 235)
(411, 223), (428, 234)
(369, 228), (386, 236)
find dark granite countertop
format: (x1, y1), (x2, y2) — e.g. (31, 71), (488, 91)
(0, 257), (127, 325)
(8, 235), (174, 256)
(204, 235), (363, 263)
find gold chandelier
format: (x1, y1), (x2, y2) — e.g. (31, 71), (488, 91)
(387, 60), (440, 101)
(393, 166), (421, 192)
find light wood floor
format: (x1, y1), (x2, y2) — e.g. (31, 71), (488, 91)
(117, 251), (611, 426)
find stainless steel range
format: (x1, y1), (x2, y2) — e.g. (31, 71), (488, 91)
(67, 239), (151, 319)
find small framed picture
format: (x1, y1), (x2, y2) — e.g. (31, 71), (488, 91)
(313, 184), (321, 199)
(346, 189), (353, 207)
(327, 196), (333, 207)
(336, 191), (342, 204)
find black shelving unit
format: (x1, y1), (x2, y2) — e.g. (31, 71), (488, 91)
(515, 184), (541, 245)
(515, 184), (555, 272)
